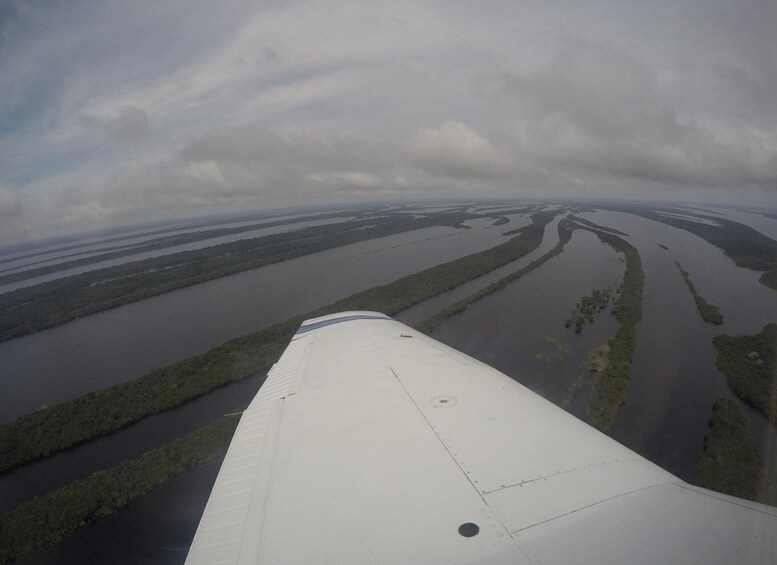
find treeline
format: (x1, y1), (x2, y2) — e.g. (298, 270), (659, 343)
(565, 287), (611, 334)
(0, 210), (480, 343)
(0, 416), (239, 562)
(0, 210), (560, 473)
(0, 209), (359, 286)
(713, 324), (777, 424)
(567, 214), (629, 236)
(0, 210), (562, 560)
(585, 230), (644, 431)
(414, 219), (576, 334)
(675, 262), (724, 324)
(622, 206), (777, 291)
(693, 397), (765, 502)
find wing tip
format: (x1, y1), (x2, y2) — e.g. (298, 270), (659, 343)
(296, 311), (392, 335)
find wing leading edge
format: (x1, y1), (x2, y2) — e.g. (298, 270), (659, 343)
(185, 311), (777, 564)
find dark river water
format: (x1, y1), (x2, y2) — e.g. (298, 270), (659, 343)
(0, 210), (328, 271)
(430, 228), (623, 416)
(575, 210), (777, 501)
(0, 216), (525, 424)
(0, 216), (357, 292)
(9, 205), (777, 563)
(396, 214), (565, 326)
(431, 209), (777, 502)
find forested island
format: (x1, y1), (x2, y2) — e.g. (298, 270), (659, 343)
(0, 209), (489, 343)
(0, 417), (238, 562)
(0, 210), (562, 474)
(693, 397), (765, 502)
(0, 209), (568, 558)
(675, 261), (724, 324)
(579, 229), (644, 431)
(565, 287), (611, 334)
(414, 218), (576, 334)
(621, 206), (777, 291)
(567, 214), (629, 236)
(713, 324), (777, 423)
(0, 210), (366, 286)
(3, 201), (776, 561)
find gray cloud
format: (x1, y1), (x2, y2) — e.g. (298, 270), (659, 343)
(0, 184), (28, 241)
(178, 125), (397, 196)
(504, 44), (777, 189)
(78, 106), (150, 143)
(406, 121), (517, 179)
(2, 1), (777, 242)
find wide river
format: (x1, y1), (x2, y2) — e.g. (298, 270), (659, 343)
(11, 204), (777, 563)
(0, 214), (527, 423)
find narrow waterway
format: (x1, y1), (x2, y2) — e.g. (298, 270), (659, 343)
(396, 214), (564, 326)
(430, 228), (624, 413)
(578, 210), (777, 499)
(0, 375), (262, 512)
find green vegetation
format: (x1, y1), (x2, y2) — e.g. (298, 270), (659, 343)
(675, 261), (723, 324)
(412, 218), (642, 431)
(0, 210), (485, 343)
(0, 416), (239, 562)
(491, 216), (510, 226)
(692, 397), (765, 502)
(713, 324), (777, 423)
(0, 210), (560, 473)
(567, 214), (629, 236)
(0, 209), (561, 559)
(565, 288), (611, 334)
(584, 231), (644, 431)
(624, 207), (777, 291)
(414, 219), (576, 334)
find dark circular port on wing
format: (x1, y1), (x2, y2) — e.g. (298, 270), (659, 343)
(458, 522), (480, 537)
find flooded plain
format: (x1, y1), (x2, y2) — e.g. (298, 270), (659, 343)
(6, 202), (777, 563)
(0, 216), (359, 293)
(0, 215), (525, 423)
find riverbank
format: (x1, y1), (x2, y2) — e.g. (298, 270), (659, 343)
(0, 416), (239, 562)
(0, 210), (560, 473)
(0, 209), (485, 343)
(583, 230), (644, 431)
(414, 219), (575, 334)
(0, 210), (564, 559)
(693, 397), (765, 502)
(713, 324), (777, 423)
(675, 261), (724, 324)
(620, 206), (777, 291)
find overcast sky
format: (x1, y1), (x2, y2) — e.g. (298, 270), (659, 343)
(1, 0), (776, 242)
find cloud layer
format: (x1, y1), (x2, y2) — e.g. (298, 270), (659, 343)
(2, 0), (776, 241)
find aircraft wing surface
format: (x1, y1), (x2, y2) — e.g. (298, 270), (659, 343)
(186, 311), (777, 564)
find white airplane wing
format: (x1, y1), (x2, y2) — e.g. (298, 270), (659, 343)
(185, 311), (777, 564)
